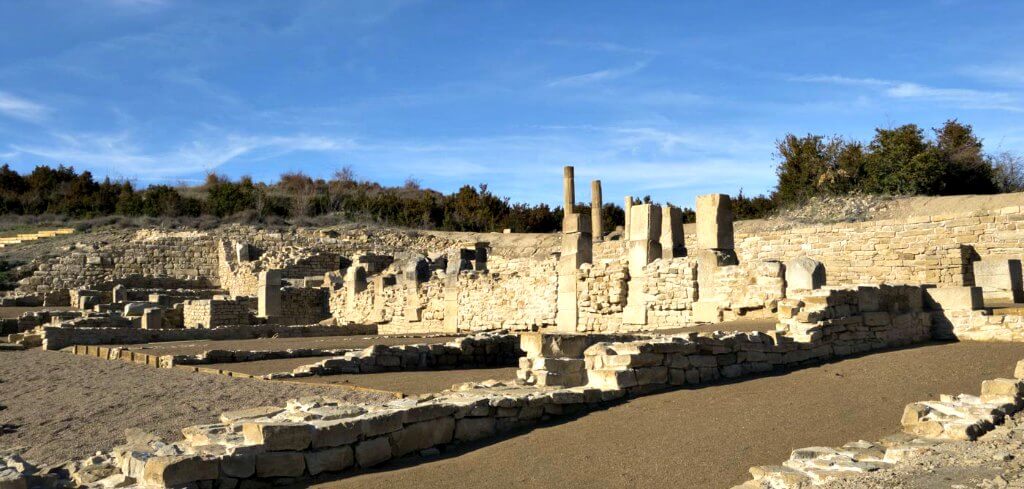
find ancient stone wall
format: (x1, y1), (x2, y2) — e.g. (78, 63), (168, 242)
(520, 284), (933, 388)
(17, 230), (221, 297)
(182, 298), (255, 329)
(278, 287), (329, 325)
(732, 205), (1024, 286)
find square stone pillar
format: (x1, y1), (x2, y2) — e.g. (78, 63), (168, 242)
(257, 269), (282, 319)
(141, 307), (163, 330)
(557, 213), (592, 332)
(624, 204), (661, 325)
(112, 284), (127, 303)
(696, 193), (734, 250)
(660, 205), (686, 259)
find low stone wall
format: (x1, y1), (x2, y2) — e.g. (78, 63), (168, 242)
(53, 381), (626, 488)
(520, 285), (932, 389)
(733, 205), (1024, 287)
(40, 323), (376, 351)
(183, 298), (256, 329)
(935, 308), (1024, 342)
(273, 334), (521, 378)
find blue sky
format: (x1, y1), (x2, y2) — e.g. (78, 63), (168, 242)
(1, 1), (1022, 207)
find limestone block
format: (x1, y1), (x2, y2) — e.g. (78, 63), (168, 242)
(1015, 360), (1024, 380)
(311, 419), (361, 448)
(660, 205), (685, 259)
(923, 286), (983, 311)
(629, 204), (662, 242)
(981, 378), (1024, 402)
(141, 308), (163, 330)
(218, 454), (254, 479)
(304, 446), (354, 476)
(354, 437), (392, 468)
(693, 301), (723, 323)
(454, 417), (496, 442)
(785, 257), (826, 291)
(241, 422), (312, 451)
(255, 452), (305, 478)
(389, 417), (455, 457)
(562, 213), (589, 234)
(973, 259), (1024, 303)
(696, 194), (734, 250)
(142, 455), (218, 487)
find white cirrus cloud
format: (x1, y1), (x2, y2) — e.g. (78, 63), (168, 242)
(547, 61), (650, 87)
(0, 91), (51, 122)
(789, 74), (1022, 112)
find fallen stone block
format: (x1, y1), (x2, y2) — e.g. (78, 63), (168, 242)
(241, 422), (312, 451)
(142, 455), (218, 487)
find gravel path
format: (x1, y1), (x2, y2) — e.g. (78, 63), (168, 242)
(0, 349), (392, 465)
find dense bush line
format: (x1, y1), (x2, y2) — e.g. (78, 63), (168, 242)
(0, 119), (1020, 230)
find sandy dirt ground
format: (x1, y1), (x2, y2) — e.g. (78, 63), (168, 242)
(284, 367), (520, 396)
(112, 335), (462, 356)
(304, 341), (1024, 489)
(0, 349), (393, 465)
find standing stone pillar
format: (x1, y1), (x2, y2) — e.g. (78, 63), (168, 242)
(693, 194), (737, 323)
(624, 204), (661, 325)
(660, 205), (686, 259)
(257, 269), (282, 319)
(696, 194), (735, 251)
(141, 307), (163, 330)
(111, 284), (127, 303)
(563, 166), (575, 213)
(591, 180), (603, 242)
(556, 211), (592, 332)
(345, 265), (368, 306)
(623, 196), (633, 241)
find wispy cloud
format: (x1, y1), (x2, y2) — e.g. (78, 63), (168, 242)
(789, 74), (1022, 112)
(10, 131), (359, 179)
(547, 61), (649, 87)
(0, 91), (51, 122)
(541, 39), (658, 56)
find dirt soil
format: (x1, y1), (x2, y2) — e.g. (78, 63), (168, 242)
(0, 349), (393, 465)
(306, 341), (1024, 489)
(284, 367), (520, 396)
(114, 335), (463, 357)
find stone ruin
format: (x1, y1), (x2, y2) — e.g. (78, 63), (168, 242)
(3, 167), (1024, 487)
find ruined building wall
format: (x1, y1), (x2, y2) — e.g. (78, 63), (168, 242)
(17, 230), (221, 297)
(279, 287), (330, 325)
(330, 256), (557, 334)
(733, 206), (1024, 286)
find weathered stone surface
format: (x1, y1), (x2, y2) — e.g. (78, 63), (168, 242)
(389, 417), (455, 457)
(241, 422), (312, 451)
(304, 447), (354, 476)
(924, 286), (983, 311)
(142, 455), (218, 487)
(785, 257), (826, 291)
(255, 452), (305, 478)
(354, 437), (392, 468)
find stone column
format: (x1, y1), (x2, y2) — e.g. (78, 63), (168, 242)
(563, 165), (575, 214)
(591, 180), (603, 242)
(624, 204), (661, 325)
(257, 269), (282, 319)
(660, 205), (686, 259)
(623, 196), (633, 241)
